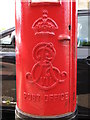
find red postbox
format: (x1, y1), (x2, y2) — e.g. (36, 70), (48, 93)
(15, 0), (77, 119)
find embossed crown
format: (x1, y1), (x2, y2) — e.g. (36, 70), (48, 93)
(32, 10), (58, 35)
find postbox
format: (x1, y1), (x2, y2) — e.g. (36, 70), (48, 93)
(15, 0), (77, 119)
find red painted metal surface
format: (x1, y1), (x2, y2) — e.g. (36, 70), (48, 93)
(15, 0), (77, 117)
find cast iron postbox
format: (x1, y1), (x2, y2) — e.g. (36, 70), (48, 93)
(15, 0), (77, 119)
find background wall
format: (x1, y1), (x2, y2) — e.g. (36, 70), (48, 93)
(78, 0), (90, 10)
(0, 0), (15, 32)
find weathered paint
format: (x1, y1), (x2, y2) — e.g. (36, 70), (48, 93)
(15, 0), (77, 117)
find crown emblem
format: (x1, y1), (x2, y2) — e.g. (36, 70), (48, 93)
(32, 10), (58, 35)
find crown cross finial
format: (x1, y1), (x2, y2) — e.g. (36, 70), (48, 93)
(43, 10), (48, 14)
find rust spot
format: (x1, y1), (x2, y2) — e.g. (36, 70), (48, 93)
(65, 101), (68, 107)
(73, 92), (75, 100)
